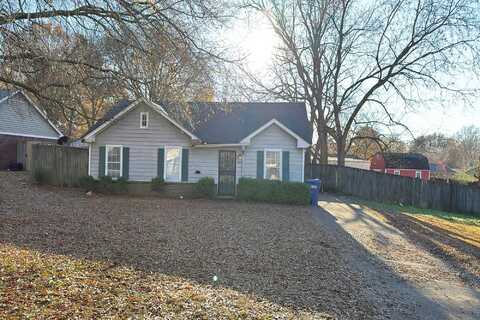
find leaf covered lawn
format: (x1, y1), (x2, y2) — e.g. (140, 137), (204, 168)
(0, 244), (326, 319)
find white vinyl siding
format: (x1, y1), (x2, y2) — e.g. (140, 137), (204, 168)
(242, 124), (304, 182)
(89, 103), (306, 183)
(0, 93), (60, 138)
(188, 148), (242, 184)
(90, 102), (190, 181)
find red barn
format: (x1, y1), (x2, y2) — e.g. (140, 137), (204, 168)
(370, 153), (430, 181)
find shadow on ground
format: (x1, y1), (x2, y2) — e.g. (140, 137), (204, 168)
(317, 194), (480, 319)
(0, 173), (454, 319)
(358, 203), (480, 288)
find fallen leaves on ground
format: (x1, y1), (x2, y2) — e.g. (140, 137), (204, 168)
(0, 244), (329, 319)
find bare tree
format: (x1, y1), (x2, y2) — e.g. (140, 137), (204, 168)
(0, 23), (127, 136)
(245, 0), (480, 165)
(0, 0), (227, 111)
(455, 126), (480, 169)
(102, 28), (215, 103)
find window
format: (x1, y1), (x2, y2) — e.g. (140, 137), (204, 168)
(106, 145), (122, 178)
(394, 169), (400, 175)
(140, 112), (149, 128)
(165, 147), (181, 182)
(265, 150), (282, 180)
(415, 170), (422, 179)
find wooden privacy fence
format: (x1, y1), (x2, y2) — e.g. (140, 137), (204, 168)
(31, 144), (88, 186)
(306, 164), (480, 216)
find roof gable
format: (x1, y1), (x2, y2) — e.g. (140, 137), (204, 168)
(0, 91), (62, 139)
(239, 119), (310, 148)
(83, 99), (312, 146)
(185, 102), (312, 144)
(83, 99), (199, 142)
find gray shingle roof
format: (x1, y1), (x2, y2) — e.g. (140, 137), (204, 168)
(84, 100), (312, 144)
(85, 99), (132, 135)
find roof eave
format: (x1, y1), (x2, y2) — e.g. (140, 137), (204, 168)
(83, 98), (200, 143)
(240, 118), (310, 148)
(1, 90), (63, 137)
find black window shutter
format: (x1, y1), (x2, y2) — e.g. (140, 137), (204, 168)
(181, 148), (189, 182)
(98, 146), (106, 177)
(157, 148), (165, 178)
(122, 147), (130, 180)
(282, 151), (290, 181)
(256, 151), (264, 179)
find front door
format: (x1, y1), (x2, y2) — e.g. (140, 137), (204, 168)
(218, 150), (236, 196)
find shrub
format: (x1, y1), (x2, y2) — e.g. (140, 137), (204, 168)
(33, 168), (51, 185)
(114, 177), (129, 194)
(78, 175), (97, 191)
(195, 177), (215, 198)
(94, 176), (127, 194)
(237, 178), (309, 205)
(151, 177), (165, 192)
(97, 176), (114, 193)
(78, 176), (128, 194)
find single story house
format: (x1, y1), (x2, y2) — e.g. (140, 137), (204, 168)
(82, 98), (312, 196)
(370, 152), (430, 181)
(0, 90), (63, 170)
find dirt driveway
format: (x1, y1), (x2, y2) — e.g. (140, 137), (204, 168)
(0, 172), (479, 319)
(317, 195), (480, 320)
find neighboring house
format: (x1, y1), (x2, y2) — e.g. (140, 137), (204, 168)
(68, 138), (89, 149)
(82, 98), (312, 196)
(327, 156), (370, 170)
(0, 90), (63, 170)
(370, 152), (430, 181)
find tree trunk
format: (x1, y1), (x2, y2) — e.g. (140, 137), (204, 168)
(336, 137), (346, 166)
(317, 130), (329, 165)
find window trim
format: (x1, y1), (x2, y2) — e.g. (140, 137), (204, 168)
(264, 149), (282, 181)
(164, 146), (182, 182)
(140, 112), (149, 128)
(105, 145), (123, 179)
(415, 170), (422, 179)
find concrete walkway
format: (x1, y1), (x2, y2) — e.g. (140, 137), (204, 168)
(315, 194), (480, 320)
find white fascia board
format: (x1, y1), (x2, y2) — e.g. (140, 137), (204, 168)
(17, 91), (64, 137)
(83, 98), (200, 142)
(193, 143), (247, 148)
(240, 118), (310, 148)
(83, 99), (142, 141)
(0, 131), (59, 140)
(147, 100), (200, 140)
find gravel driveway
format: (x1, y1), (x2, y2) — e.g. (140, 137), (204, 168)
(317, 195), (480, 320)
(1, 172), (478, 319)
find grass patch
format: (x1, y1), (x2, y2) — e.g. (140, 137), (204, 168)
(358, 199), (480, 227)
(353, 198), (480, 249)
(451, 170), (478, 184)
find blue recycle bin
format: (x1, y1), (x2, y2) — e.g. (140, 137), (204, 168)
(305, 179), (321, 206)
